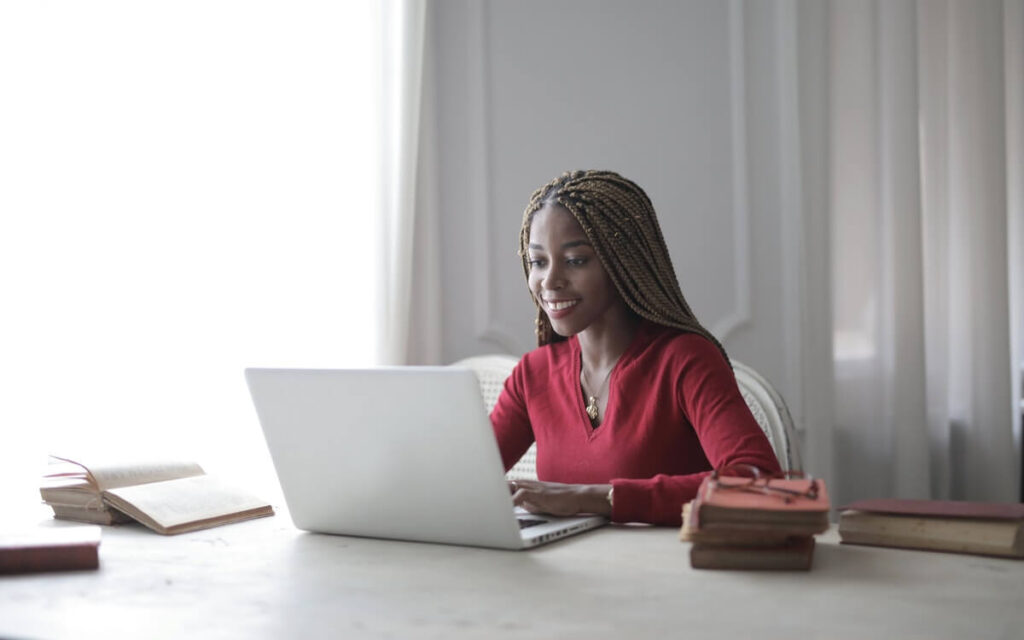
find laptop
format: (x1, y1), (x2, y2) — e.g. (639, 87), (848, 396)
(244, 367), (607, 550)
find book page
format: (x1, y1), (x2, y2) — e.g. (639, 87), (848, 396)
(102, 475), (272, 533)
(40, 458), (100, 506)
(41, 459), (92, 486)
(50, 455), (205, 491)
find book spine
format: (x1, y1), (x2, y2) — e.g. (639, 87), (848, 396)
(0, 543), (100, 574)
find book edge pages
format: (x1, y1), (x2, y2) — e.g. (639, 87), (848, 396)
(689, 538), (815, 570)
(837, 533), (1024, 559)
(50, 504), (133, 525)
(838, 512), (1024, 558)
(680, 502), (801, 546)
(839, 511), (1023, 541)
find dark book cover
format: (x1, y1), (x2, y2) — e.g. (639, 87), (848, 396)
(0, 526), (101, 574)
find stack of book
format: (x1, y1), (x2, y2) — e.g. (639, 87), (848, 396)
(839, 498), (1024, 559)
(40, 455), (275, 535)
(681, 471), (831, 570)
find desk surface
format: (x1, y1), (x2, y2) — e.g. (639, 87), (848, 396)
(2, 506), (1023, 640)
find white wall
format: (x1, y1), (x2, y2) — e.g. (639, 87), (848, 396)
(423, 0), (833, 479)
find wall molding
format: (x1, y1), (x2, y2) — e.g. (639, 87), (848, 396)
(775, 0), (806, 432)
(711, 0), (753, 344)
(465, 0), (522, 354)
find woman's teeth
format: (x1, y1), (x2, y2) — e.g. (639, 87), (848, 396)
(547, 300), (578, 311)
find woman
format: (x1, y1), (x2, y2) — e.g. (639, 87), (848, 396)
(490, 170), (780, 526)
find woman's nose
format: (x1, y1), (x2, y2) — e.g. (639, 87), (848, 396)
(542, 263), (566, 290)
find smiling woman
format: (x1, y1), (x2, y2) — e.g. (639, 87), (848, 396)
(493, 170), (781, 526)
(0, 1), (386, 506)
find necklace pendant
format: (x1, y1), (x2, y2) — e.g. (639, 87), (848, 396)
(586, 396), (599, 421)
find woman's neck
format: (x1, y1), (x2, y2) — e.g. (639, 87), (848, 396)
(576, 309), (641, 371)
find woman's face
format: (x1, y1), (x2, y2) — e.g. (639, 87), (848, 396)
(526, 203), (623, 338)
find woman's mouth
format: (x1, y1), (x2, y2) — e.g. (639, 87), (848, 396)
(544, 298), (579, 319)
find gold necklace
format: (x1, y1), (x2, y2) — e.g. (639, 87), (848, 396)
(581, 362), (616, 422)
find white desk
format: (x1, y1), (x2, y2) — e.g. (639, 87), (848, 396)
(2, 506), (1023, 640)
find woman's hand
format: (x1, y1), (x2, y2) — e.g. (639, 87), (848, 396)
(508, 479), (612, 517)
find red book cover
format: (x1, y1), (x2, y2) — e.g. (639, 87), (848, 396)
(691, 474), (830, 531)
(0, 526), (101, 574)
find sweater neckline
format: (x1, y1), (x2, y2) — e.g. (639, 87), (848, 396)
(569, 319), (655, 435)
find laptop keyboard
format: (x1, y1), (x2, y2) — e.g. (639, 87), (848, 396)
(517, 517), (547, 529)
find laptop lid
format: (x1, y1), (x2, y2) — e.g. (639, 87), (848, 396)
(245, 367), (602, 550)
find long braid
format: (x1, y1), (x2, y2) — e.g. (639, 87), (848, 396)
(518, 170), (728, 362)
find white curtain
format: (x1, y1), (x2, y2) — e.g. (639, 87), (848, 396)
(829, 0), (1022, 504)
(378, 0), (432, 365)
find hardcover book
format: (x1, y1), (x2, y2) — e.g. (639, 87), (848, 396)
(40, 455), (274, 535)
(680, 502), (796, 547)
(0, 526), (101, 574)
(689, 473), (831, 536)
(690, 536), (815, 571)
(839, 498), (1024, 559)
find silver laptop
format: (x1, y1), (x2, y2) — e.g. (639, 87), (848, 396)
(244, 367), (606, 550)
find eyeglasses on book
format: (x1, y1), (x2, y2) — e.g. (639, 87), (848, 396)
(709, 464), (820, 503)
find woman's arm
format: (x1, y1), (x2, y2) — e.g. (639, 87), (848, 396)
(609, 339), (781, 525)
(489, 362), (536, 472)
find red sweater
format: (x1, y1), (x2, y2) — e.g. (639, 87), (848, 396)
(490, 320), (781, 526)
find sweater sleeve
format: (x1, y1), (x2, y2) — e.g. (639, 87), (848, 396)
(489, 361), (536, 472)
(611, 340), (781, 526)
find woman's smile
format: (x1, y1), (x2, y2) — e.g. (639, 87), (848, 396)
(544, 298), (580, 317)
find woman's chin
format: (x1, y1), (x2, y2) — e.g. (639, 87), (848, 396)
(547, 318), (581, 338)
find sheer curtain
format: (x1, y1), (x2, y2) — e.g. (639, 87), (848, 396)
(0, 1), (404, 511)
(379, 0), (430, 365)
(829, 0), (1022, 504)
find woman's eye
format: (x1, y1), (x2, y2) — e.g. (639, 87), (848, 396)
(528, 258), (547, 268)
(567, 257), (588, 266)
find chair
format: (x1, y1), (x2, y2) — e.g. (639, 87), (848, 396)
(450, 355), (537, 480)
(731, 360), (802, 472)
(452, 355), (801, 480)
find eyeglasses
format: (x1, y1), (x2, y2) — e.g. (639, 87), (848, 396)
(709, 464), (820, 503)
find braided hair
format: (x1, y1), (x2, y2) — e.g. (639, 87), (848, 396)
(518, 170), (728, 361)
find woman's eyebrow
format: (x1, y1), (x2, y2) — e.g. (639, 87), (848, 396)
(528, 239), (591, 251)
(561, 240), (591, 249)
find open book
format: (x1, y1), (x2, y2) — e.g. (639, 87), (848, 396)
(40, 455), (274, 535)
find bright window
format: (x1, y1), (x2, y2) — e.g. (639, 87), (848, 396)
(0, 1), (382, 505)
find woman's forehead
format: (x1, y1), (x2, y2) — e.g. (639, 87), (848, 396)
(529, 203), (587, 241)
